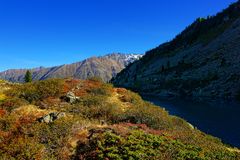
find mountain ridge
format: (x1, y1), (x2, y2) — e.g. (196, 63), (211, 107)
(112, 1), (240, 100)
(0, 53), (143, 82)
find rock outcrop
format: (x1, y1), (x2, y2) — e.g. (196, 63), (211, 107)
(37, 112), (66, 123)
(62, 91), (80, 104)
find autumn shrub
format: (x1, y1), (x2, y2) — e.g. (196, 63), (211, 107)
(117, 88), (142, 104)
(0, 97), (28, 112)
(0, 78), (239, 159)
(78, 96), (123, 123)
(6, 79), (64, 103)
(0, 109), (6, 117)
(0, 115), (16, 132)
(88, 86), (110, 96)
(63, 79), (80, 93)
(112, 100), (192, 132)
(87, 83), (113, 97)
(0, 109), (84, 160)
(85, 104), (121, 122)
(0, 136), (45, 160)
(74, 129), (237, 160)
(31, 117), (74, 158)
(34, 79), (64, 98)
(0, 114), (46, 159)
(115, 101), (173, 130)
(81, 95), (105, 107)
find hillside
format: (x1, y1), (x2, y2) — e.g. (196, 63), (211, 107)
(0, 53), (142, 83)
(112, 1), (240, 99)
(0, 78), (239, 159)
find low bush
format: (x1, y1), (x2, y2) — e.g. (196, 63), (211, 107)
(0, 97), (28, 112)
(82, 103), (122, 123)
(74, 129), (237, 160)
(0, 136), (45, 160)
(116, 88), (142, 104)
(31, 118), (74, 158)
(6, 79), (64, 103)
(86, 82), (113, 96)
(116, 102), (173, 130)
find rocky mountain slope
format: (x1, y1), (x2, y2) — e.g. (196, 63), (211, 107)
(113, 1), (240, 99)
(0, 53), (142, 82)
(0, 79), (239, 159)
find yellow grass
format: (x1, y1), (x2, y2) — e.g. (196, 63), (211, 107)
(0, 93), (6, 101)
(12, 105), (54, 118)
(106, 89), (132, 112)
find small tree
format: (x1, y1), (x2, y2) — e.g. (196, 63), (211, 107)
(24, 70), (32, 83)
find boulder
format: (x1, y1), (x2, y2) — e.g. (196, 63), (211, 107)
(38, 114), (51, 123)
(62, 92), (80, 103)
(37, 112), (66, 123)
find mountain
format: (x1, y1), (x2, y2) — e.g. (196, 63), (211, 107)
(113, 1), (240, 99)
(0, 53), (142, 82)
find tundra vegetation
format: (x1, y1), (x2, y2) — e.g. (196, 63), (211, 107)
(0, 79), (239, 159)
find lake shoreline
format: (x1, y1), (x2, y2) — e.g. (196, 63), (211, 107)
(140, 92), (238, 103)
(141, 94), (240, 148)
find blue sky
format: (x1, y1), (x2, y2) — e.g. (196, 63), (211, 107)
(0, 0), (237, 71)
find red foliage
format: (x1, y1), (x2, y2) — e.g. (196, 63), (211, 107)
(1, 101), (14, 108)
(115, 88), (128, 94)
(116, 123), (168, 137)
(118, 122), (148, 129)
(74, 89), (88, 97)
(74, 80), (103, 97)
(18, 116), (36, 125)
(44, 97), (61, 106)
(63, 79), (81, 93)
(0, 109), (6, 116)
(62, 78), (113, 97)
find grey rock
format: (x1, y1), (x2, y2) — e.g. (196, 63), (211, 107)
(63, 92), (80, 104)
(38, 114), (52, 123)
(37, 112), (66, 123)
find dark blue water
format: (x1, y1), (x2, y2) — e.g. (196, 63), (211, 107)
(143, 96), (240, 148)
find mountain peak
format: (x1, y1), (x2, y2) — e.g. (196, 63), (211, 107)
(0, 53), (142, 82)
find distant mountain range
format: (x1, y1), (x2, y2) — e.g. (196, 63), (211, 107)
(0, 53), (142, 82)
(113, 1), (240, 99)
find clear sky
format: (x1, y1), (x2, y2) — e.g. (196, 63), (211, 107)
(0, 0), (237, 71)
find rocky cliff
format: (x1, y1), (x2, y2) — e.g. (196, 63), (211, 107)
(113, 1), (240, 99)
